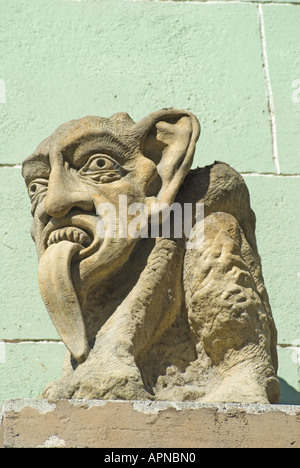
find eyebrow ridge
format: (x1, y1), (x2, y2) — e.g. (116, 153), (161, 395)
(22, 130), (133, 184)
(22, 153), (50, 185)
(62, 131), (131, 162)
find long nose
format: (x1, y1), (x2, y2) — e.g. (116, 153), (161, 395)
(44, 164), (94, 218)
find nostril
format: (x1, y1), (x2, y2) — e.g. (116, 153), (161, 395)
(44, 191), (94, 219)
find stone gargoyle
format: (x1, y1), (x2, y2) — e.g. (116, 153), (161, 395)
(22, 108), (280, 403)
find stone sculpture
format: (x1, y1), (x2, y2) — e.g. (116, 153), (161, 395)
(22, 108), (280, 403)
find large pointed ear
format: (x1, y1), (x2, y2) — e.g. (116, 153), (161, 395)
(132, 109), (200, 205)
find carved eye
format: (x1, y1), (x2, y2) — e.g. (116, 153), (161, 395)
(82, 155), (118, 173)
(79, 154), (124, 183)
(28, 179), (48, 198)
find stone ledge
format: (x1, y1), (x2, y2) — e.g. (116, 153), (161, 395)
(1, 400), (300, 448)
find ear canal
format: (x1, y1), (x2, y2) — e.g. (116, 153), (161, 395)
(132, 109), (200, 206)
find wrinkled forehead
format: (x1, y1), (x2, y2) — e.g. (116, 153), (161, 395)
(22, 114), (137, 185)
(52, 114), (136, 147)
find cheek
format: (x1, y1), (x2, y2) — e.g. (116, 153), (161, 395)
(90, 181), (146, 208)
(132, 158), (158, 187)
(30, 216), (47, 260)
(31, 202), (48, 241)
(88, 182), (149, 244)
(129, 158), (159, 198)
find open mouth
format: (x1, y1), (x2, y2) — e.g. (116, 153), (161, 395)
(42, 211), (101, 261)
(47, 227), (92, 248)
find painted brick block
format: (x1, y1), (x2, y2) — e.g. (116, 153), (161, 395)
(0, 342), (65, 403)
(244, 175), (300, 344)
(1, 0), (274, 173)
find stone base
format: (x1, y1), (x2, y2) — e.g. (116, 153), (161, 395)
(1, 400), (300, 448)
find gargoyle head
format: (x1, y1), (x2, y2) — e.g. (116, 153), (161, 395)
(22, 109), (200, 364)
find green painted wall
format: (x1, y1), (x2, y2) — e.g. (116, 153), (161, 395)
(0, 0), (299, 404)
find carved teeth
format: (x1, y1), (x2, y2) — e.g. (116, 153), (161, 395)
(47, 227), (92, 248)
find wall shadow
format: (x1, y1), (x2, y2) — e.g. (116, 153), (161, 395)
(279, 377), (300, 405)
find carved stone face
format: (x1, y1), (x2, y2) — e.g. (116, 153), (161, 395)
(22, 110), (200, 363)
(23, 114), (155, 288)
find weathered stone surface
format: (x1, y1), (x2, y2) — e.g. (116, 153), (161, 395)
(1, 400), (300, 449)
(22, 109), (280, 403)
